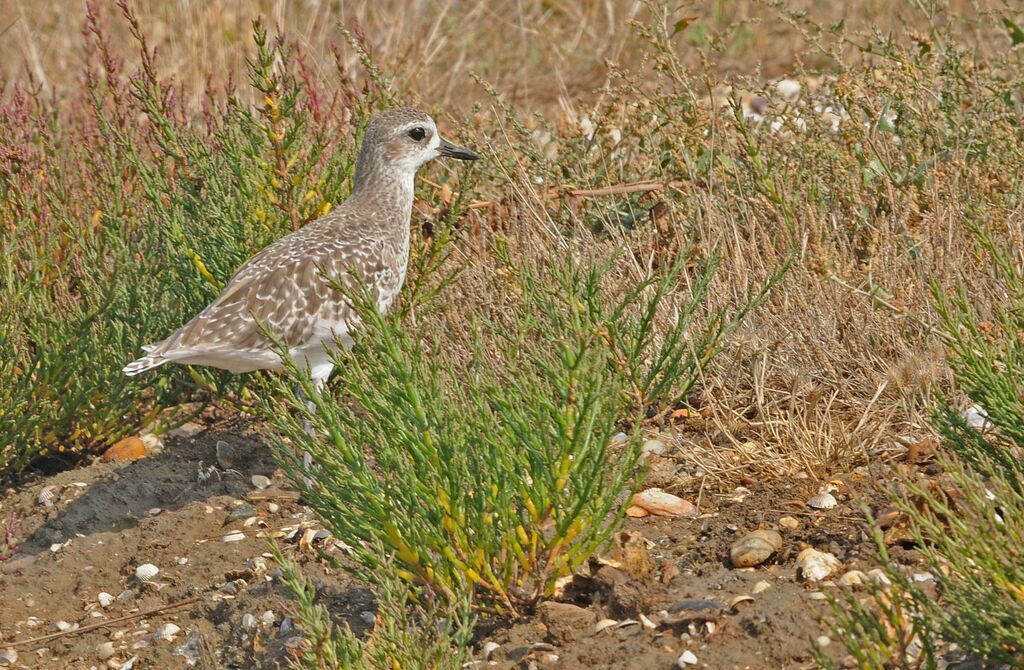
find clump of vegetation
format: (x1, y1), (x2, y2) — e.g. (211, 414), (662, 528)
(265, 234), (781, 616)
(272, 543), (473, 670)
(824, 230), (1024, 668)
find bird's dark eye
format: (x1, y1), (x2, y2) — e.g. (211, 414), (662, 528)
(408, 127), (426, 141)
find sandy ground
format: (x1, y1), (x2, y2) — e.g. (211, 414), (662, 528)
(0, 416), (940, 669)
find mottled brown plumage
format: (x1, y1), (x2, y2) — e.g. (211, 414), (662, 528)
(124, 108), (477, 389)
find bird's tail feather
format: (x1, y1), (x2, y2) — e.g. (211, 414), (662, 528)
(123, 354), (167, 376)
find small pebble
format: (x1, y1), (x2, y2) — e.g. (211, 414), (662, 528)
(26, 617), (42, 627)
(176, 557), (188, 565)
(250, 475), (272, 490)
(642, 439), (666, 456)
(267, 502), (280, 514)
(53, 620), (74, 632)
(147, 508), (161, 516)
(97, 641), (116, 660)
(222, 532), (246, 543)
(677, 650), (699, 666)
(261, 611), (275, 625)
(778, 516), (799, 530)
(0, 649), (16, 666)
(228, 504), (257, 522)
(117, 590), (134, 601)
(241, 613), (257, 630)
(817, 635), (832, 647)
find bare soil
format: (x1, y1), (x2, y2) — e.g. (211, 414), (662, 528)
(0, 417), (929, 669)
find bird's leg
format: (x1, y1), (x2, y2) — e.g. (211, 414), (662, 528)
(299, 368), (331, 490)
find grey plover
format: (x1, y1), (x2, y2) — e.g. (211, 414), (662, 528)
(124, 108), (478, 392)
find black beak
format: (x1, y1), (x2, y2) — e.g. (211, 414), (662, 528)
(437, 138), (479, 161)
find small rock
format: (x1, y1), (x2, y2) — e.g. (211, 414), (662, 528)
(778, 516), (799, 530)
(642, 439), (666, 456)
(611, 432), (628, 444)
(538, 601), (597, 644)
(177, 557), (188, 566)
(241, 613), (257, 630)
(631, 488), (697, 517)
(677, 650), (699, 666)
(117, 590), (134, 601)
(222, 532), (246, 543)
(267, 502), (280, 514)
(0, 649), (16, 666)
(817, 635), (832, 647)
(53, 620), (74, 632)
(260, 610), (275, 625)
(97, 641), (116, 660)
(730, 530), (782, 568)
(227, 504), (257, 522)
(25, 616), (42, 627)
(278, 617), (293, 636)
(796, 548), (841, 581)
(98, 592), (115, 608)
(216, 440), (245, 469)
(102, 436), (147, 462)
(135, 564), (159, 582)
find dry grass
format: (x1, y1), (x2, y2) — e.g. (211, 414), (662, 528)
(2, 0), (1023, 491)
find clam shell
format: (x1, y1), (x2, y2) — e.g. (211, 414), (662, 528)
(807, 491), (837, 509)
(594, 618), (617, 633)
(135, 563), (160, 582)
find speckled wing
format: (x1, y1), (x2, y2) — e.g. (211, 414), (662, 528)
(132, 227), (392, 373)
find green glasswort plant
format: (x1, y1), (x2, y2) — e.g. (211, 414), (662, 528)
(825, 229), (1024, 668)
(271, 543), (472, 670)
(262, 235), (782, 617)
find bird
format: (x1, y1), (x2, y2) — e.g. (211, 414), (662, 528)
(123, 107), (478, 396)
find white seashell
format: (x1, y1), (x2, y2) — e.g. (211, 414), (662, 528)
(729, 594), (755, 609)
(816, 635), (831, 647)
(135, 563), (159, 582)
(752, 580), (772, 594)
(807, 492), (837, 509)
(594, 618), (617, 633)
(222, 532), (245, 543)
(0, 649), (17, 665)
(267, 502), (280, 513)
(482, 641), (501, 660)
(912, 572), (934, 582)
(241, 614), (257, 630)
(838, 570), (867, 586)
(37, 486), (57, 507)
(176, 557), (188, 565)
(98, 592), (114, 608)
(261, 610), (275, 625)
(964, 404), (989, 430)
(639, 613), (657, 629)
(617, 619), (639, 628)
(154, 623), (180, 640)
(806, 591), (828, 600)
(796, 548), (841, 581)
(677, 650), (699, 666)
(775, 79), (801, 101)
